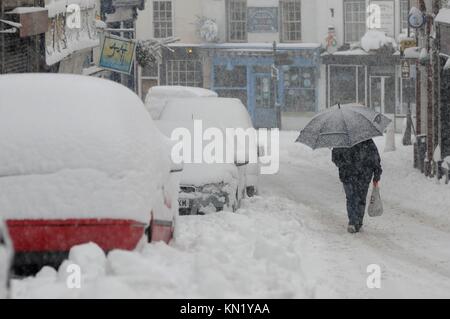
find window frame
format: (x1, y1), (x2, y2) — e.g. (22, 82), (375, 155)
(165, 59), (203, 87)
(153, 0), (173, 39)
(227, 0), (248, 43)
(343, 0), (367, 44)
(280, 0), (302, 43)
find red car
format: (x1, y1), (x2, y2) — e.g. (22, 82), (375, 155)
(0, 74), (180, 273)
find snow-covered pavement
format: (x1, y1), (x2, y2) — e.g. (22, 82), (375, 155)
(11, 132), (450, 299)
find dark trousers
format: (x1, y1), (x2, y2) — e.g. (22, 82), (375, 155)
(343, 181), (370, 227)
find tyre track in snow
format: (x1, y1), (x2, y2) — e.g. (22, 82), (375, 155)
(260, 159), (450, 298)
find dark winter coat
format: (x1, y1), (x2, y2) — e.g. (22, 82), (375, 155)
(332, 139), (382, 184)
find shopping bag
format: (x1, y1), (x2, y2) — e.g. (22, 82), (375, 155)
(368, 186), (383, 217)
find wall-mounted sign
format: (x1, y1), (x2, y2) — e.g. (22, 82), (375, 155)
(99, 35), (136, 74)
(408, 7), (426, 29)
(248, 7), (278, 33)
(401, 60), (411, 79)
(45, 1), (99, 66)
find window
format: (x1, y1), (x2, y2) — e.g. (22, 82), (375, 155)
(153, 1), (173, 38)
(344, 0), (366, 43)
(329, 65), (366, 107)
(280, 0), (302, 42)
(227, 0), (247, 42)
(166, 60), (202, 87)
(284, 67), (316, 112)
(400, 0), (410, 33)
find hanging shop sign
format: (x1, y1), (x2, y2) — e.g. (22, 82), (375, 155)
(438, 23), (450, 57)
(45, 0), (100, 66)
(248, 7), (278, 33)
(99, 35), (136, 74)
(400, 38), (417, 52)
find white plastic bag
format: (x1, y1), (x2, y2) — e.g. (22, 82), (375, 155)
(368, 186), (383, 217)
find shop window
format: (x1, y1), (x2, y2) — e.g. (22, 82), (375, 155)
(280, 0), (302, 42)
(153, 1), (173, 38)
(284, 67), (316, 112)
(166, 60), (202, 87)
(214, 65), (247, 88)
(330, 65), (366, 107)
(227, 0), (247, 42)
(344, 0), (366, 43)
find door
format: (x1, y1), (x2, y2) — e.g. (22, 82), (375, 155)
(252, 73), (277, 128)
(370, 76), (395, 114)
(370, 77), (384, 113)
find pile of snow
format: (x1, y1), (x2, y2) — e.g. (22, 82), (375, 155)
(0, 74), (171, 223)
(404, 47), (420, 59)
(12, 198), (314, 299)
(361, 30), (396, 52)
(145, 86), (218, 120)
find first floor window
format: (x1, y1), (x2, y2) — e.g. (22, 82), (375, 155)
(400, 0), (410, 33)
(227, 0), (247, 42)
(153, 1), (173, 38)
(280, 0), (302, 42)
(166, 60), (202, 87)
(344, 0), (366, 43)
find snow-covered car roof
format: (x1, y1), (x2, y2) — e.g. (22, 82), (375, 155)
(0, 74), (171, 223)
(144, 86), (218, 120)
(146, 86), (218, 100)
(160, 97), (254, 129)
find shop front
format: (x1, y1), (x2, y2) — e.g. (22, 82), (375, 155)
(323, 50), (415, 132)
(436, 11), (450, 160)
(204, 43), (321, 129)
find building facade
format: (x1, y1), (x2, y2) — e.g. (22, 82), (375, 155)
(136, 0), (323, 129)
(136, 0), (419, 129)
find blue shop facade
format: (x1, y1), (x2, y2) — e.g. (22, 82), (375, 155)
(159, 43), (322, 129)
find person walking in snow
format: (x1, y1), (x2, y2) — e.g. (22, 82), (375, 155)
(332, 139), (382, 234)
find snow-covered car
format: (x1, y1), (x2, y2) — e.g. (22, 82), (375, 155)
(144, 85), (218, 120)
(156, 120), (247, 215)
(0, 74), (179, 270)
(0, 218), (13, 298)
(160, 97), (261, 197)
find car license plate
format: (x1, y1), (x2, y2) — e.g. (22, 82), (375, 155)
(178, 199), (190, 208)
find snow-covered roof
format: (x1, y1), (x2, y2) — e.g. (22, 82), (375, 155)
(196, 42), (321, 51)
(404, 47), (420, 59)
(332, 48), (369, 56)
(0, 74), (170, 222)
(436, 8), (450, 24)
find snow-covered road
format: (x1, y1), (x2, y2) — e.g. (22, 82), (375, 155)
(11, 132), (450, 299)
